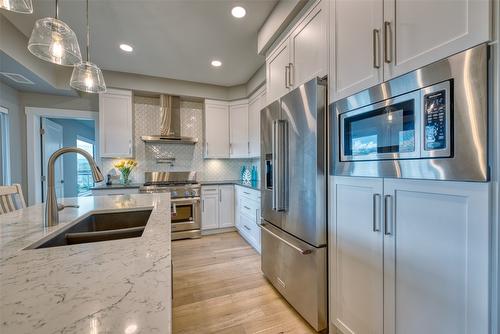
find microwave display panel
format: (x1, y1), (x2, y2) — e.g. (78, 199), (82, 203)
(343, 99), (416, 159)
(424, 90), (447, 150)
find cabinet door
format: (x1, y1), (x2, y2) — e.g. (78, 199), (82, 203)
(290, 1), (327, 88)
(330, 0), (383, 102)
(266, 41), (291, 104)
(201, 188), (219, 230)
(383, 179), (489, 334)
(331, 176), (384, 334)
(218, 185), (235, 228)
(383, 0), (490, 79)
(204, 101), (229, 158)
(248, 90), (264, 158)
(99, 89), (133, 158)
(229, 102), (249, 158)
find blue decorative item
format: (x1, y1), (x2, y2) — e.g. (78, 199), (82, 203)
(240, 166), (247, 180)
(242, 167), (252, 182)
(251, 165), (258, 181)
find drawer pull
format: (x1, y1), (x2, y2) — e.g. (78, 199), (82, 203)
(243, 192), (251, 195)
(243, 206), (251, 210)
(243, 225), (251, 231)
(261, 223), (312, 255)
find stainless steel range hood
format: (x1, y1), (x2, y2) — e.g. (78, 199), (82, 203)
(141, 95), (198, 144)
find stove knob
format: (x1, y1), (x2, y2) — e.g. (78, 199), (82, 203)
(171, 191), (178, 197)
(185, 191), (190, 197)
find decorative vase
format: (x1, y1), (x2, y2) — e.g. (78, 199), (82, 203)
(120, 172), (131, 185)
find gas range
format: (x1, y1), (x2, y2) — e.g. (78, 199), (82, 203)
(139, 172), (201, 240)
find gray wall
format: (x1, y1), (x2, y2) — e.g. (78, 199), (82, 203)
(48, 118), (95, 198)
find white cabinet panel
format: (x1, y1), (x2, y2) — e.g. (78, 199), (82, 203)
(266, 41), (291, 104)
(331, 176), (384, 334)
(204, 100), (229, 159)
(218, 185), (235, 228)
(248, 89), (265, 158)
(384, 0), (490, 79)
(330, 0), (383, 102)
(290, 1), (327, 87)
(229, 101), (249, 158)
(201, 187), (219, 230)
(383, 179), (489, 334)
(99, 89), (133, 158)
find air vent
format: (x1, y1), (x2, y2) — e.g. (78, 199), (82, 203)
(0, 72), (34, 85)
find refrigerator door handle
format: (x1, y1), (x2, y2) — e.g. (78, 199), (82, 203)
(272, 120), (278, 210)
(276, 120), (288, 211)
(261, 222), (312, 255)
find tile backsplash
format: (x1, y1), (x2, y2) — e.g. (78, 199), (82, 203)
(101, 96), (259, 184)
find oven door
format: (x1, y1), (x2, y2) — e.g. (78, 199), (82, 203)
(171, 197), (201, 232)
(340, 90), (421, 161)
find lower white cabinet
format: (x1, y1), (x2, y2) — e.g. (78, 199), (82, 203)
(235, 185), (261, 253)
(330, 176), (490, 334)
(201, 185), (234, 230)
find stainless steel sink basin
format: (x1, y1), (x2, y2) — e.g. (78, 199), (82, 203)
(30, 210), (152, 249)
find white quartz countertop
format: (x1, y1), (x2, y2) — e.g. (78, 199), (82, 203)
(0, 194), (172, 334)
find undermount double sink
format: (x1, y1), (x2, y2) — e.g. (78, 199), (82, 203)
(28, 210), (153, 249)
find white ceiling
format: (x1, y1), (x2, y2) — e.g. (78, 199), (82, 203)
(3, 0), (277, 86)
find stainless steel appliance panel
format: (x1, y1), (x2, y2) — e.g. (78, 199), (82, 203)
(331, 43), (489, 181)
(260, 100), (283, 226)
(280, 78), (327, 246)
(261, 222), (327, 332)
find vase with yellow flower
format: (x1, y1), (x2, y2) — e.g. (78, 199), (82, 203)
(114, 160), (138, 185)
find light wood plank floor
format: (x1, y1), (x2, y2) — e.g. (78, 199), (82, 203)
(172, 232), (317, 334)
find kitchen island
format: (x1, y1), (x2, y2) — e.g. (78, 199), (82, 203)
(0, 193), (172, 334)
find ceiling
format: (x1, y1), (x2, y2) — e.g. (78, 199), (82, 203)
(2, 0), (277, 87)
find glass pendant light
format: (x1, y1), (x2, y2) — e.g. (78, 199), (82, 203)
(0, 0), (33, 14)
(70, 0), (106, 93)
(28, 0), (82, 66)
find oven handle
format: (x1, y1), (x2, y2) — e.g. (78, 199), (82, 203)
(170, 197), (200, 204)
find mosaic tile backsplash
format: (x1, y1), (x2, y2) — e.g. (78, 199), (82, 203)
(101, 97), (259, 184)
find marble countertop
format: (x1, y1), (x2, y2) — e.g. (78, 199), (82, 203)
(200, 180), (260, 191)
(0, 194), (172, 334)
(90, 183), (142, 190)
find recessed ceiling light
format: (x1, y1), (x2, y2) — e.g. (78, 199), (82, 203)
(119, 44), (133, 52)
(211, 60), (222, 67)
(231, 6), (246, 18)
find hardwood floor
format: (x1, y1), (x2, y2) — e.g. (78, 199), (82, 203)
(172, 232), (317, 334)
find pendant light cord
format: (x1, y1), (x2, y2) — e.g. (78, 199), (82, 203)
(86, 0), (90, 62)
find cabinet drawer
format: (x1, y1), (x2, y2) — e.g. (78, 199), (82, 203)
(237, 186), (261, 202)
(239, 213), (260, 246)
(240, 196), (259, 221)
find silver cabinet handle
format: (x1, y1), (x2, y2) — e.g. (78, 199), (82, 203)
(373, 29), (381, 69)
(202, 199), (205, 212)
(288, 62), (294, 87)
(243, 206), (251, 210)
(206, 142), (209, 157)
(384, 21), (392, 63)
(261, 223), (312, 255)
(384, 194), (393, 235)
(373, 193), (381, 232)
(229, 143), (233, 155)
(219, 189), (222, 202)
(128, 139), (132, 154)
(255, 209), (259, 224)
(284, 65), (290, 89)
(243, 191), (250, 195)
(244, 225), (251, 231)
(248, 141), (250, 155)
(172, 203), (177, 215)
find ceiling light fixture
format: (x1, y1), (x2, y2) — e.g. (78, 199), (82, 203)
(211, 60), (222, 67)
(0, 0), (33, 14)
(70, 0), (106, 93)
(28, 0), (82, 66)
(119, 44), (133, 52)
(231, 6), (246, 18)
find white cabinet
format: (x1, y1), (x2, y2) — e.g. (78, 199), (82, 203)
(204, 100), (230, 159)
(383, 0), (490, 79)
(218, 185), (235, 228)
(331, 177), (384, 334)
(248, 87), (265, 158)
(235, 185), (261, 252)
(266, 0), (327, 103)
(229, 101), (249, 158)
(99, 89), (133, 158)
(330, 0), (383, 101)
(330, 0), (490, 102)
(201, 185), (234, 230)
(201, 187), (219, 230)
(330, 176), (490, 334)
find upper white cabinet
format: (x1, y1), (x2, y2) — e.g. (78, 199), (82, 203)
(330, 176), (490, 334)
(330, 0), (383, 100)
(383, 0), (490, 79)
(204, 100), (230, 159)
(229, 100), (249, 158)
(248, 87), (266, 158)
(266, 0), (327, 103)
(330, 0), (491, 102)
(99, 89), (133, 158)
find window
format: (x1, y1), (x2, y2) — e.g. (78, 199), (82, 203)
(0, 106), (10, 185)
(76, 137), (95, 196)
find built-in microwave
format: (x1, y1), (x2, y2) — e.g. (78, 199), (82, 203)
(333, 44), (488, 182)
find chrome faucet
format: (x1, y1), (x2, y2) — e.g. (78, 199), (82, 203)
(45, 147), (104, 227)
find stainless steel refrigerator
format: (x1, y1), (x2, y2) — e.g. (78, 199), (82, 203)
(260, 77), (327, 332)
